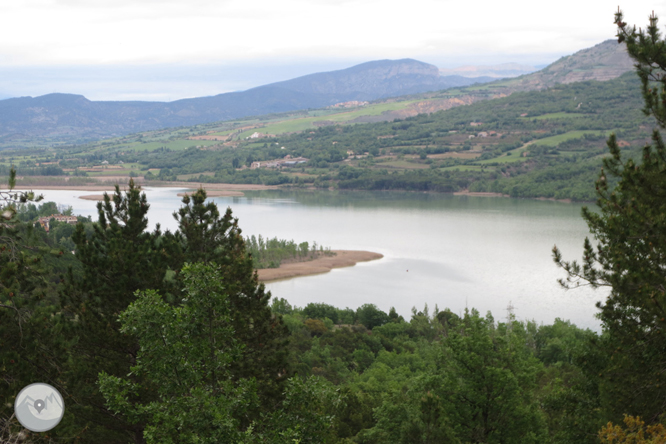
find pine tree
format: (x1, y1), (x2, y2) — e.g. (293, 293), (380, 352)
(0, 169), (68, 440)
(553, 10), (666, 423)
(61, 180), (180, 443)
(174, 189), (291, 415)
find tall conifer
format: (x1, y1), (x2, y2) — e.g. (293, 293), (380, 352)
(174, 189), (291, 414)
(62, 180), (178, 442)
(554, 10), (666, 423)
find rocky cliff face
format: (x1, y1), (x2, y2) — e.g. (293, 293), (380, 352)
(509, 40), (633, 90)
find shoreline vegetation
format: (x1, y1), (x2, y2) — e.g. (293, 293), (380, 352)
(256, 250), (383, 282)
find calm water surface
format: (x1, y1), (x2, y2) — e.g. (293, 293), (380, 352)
(33, 188), (606, 330)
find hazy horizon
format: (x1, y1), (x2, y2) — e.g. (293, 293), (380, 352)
(1, 0), (663, 101)
(0, 55), (551, 102)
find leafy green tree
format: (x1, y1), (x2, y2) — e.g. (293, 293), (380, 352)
(553, 10), (666, 423)
(365, 310), (545, 443)
(99, 263), (343, 444)
(98, 263), (256, 443)
(303, 302), (339, 323)
(356, 304), (389, 329)
(438, 310), (546, 443)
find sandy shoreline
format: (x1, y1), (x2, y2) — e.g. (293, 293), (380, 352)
(79, 194), (107, 201)
(256, 250), (383, 282)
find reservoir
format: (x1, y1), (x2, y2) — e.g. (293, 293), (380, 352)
(32, 188), (605, 330)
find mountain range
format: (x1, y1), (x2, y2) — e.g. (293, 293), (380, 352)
(0, 59), (493, 142)
(0, 40), (634, 144)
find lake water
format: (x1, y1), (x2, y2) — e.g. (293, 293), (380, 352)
(32, 187), (606, 330)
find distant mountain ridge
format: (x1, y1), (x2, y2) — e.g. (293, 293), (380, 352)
(0, 41), (636, 144)
(270, 59), (485, 98)
(0, 59), (493, 142)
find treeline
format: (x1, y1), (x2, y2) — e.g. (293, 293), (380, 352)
(0, 164), (65, 176)
(246, 235), (333, 269)
(271, 299), (603, 442)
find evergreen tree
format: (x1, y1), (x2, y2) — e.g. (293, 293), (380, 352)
(173, 189), (291, 415)
(553, 10), (666, 423)
(0, 169), (68, 441)
(60, 180), (179, 442)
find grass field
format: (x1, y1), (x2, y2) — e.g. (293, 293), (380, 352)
(476, 154), (529, 165)
(520, 112), (590, 121)
(531, 130), (611, 147)
(118, 139), (221, 152)
(427, 151), (482, 159)
(381, 160), (430, 169)
(235, 100), (422, 139)
(440, 165), (486, 171)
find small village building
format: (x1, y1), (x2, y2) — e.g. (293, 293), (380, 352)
(36, 214), (78, 232)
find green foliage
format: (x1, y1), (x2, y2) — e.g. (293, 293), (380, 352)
(303, 303), (341, 324)
(246, 235), (332, 269)
(98, 263), (254, 443)
(436, 311), (546, 443)
(616, 9), (666, 129)
(174, 188), (292, 420)
(552, 9), (666, 426)
(0, 171), (71, 441)
(99, 264), (344, 444)
(356, 303), (389, 329)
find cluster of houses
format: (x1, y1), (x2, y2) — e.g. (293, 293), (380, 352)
(250, 155), (309, 169)
(36, 214), (78, 232)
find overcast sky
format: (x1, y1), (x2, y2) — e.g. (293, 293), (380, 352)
(0, 0), (663, 101)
